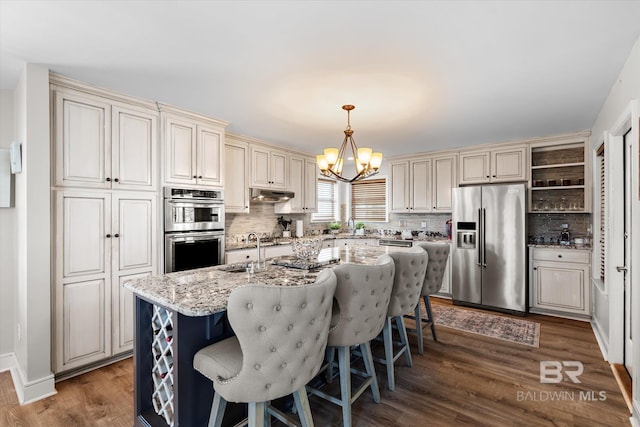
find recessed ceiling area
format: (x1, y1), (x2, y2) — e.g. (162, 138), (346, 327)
(1, 0), (639, 156)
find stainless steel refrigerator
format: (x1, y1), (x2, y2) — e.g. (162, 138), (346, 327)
(451, 183), (527, 313)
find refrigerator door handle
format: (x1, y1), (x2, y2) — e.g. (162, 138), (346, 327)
(482, 208), (487, 267)
(477, 208), (483, 266)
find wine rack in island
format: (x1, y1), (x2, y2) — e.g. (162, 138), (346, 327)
(152, 305), (175, 426)
(529, 137), (590, 214)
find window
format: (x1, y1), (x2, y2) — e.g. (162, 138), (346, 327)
(351, 178), (387, 222)
(312, 178), (338, 222)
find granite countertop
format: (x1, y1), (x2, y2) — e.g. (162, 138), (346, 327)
(124, 245), (408, 317)
(528, 243), (592, 251)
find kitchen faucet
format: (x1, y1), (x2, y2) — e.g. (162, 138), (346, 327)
(347, 217), (355, 235)
(247, 232), (263, 268)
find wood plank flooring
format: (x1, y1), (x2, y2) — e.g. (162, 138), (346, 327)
(0, 299), (631, 426)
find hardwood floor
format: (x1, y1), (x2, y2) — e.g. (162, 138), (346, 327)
(0, 300), (631, 426)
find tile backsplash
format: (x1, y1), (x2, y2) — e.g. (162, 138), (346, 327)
(528, 213), (591, 242)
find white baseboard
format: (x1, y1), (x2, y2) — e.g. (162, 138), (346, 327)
(0, 352), (17, 372)
(631, 400), (640, 426)
(9, 363), (57, 405)
(591, 318), (609, 361)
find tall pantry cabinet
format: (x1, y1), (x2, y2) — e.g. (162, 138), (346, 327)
(50, 76), (159, 374)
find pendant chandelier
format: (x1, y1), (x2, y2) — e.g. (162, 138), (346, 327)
(316, 105), (383, 183)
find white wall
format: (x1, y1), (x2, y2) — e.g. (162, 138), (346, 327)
(0, 90), (16, 363)
(587, 35), (640, 425)
(11, 64), (56, 403)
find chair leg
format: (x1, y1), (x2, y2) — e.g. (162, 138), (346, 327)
(293, 387), (314, 427)
(382, 317), (395, 391)
(360, 342), (380, 403)
(338, 346), (352, 427)
(414, 302), (424, 355)
(208, 392), (226, 427)
(424, 295), (437, 342)
(248, 401), (266, 427)
(395, 316), (412, 368)
(326, 347), (336, 384)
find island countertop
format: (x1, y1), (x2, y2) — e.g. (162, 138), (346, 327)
(123, 244), (425, 317)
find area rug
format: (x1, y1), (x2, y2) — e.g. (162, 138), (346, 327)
(421, 304), (540, 348)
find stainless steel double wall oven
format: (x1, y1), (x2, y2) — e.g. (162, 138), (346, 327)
(164, 187), (225, 273)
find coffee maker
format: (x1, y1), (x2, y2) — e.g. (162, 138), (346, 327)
(560, 224), (571, 246)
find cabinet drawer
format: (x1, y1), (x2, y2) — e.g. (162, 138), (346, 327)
(531, 248), (589, 264)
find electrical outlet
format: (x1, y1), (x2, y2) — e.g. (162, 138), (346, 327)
(421, 222), (427, 228)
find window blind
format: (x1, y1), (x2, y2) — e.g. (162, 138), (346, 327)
(351, 178), (387, 222)
(312, 178), (337, 222)
(597, 143), (605, 280)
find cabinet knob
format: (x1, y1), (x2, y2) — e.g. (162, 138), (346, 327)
(558, 254), (562, 258)
(106, 177), (111, 182)
(114, 233), (120, 238)
(193, 175), (197, 178)
(198, 175), (203, 179)
(114, 178), (119, 183)
(492, 175), (496, 178)
(533, 267), (537, 270)
(486, 175), (489, 178)
(106, 234), (111, 238)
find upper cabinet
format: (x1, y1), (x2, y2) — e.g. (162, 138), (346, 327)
(250, 145), (287, 189)
(529, 135), (590, 213)
(390, 153), (458, 213)
(275, 154), (317, 214)
(162, 107), (227, 188)
(459, 145), (527, 185)
(224, 138), (250, 213)
(52, 87), (158, 191)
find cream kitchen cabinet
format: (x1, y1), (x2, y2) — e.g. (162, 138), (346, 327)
(390, 158), (432, 213)
(390, 153), (458, 213)
(275, 155), (317, 213)
(529, 247), (591, 320)
(225, 248), (258, 264)
(163, 111), (226, 188)
(224, 139), (250, 213)
(250, 145), (287, 189)
(52, 86), (158, 191)
(53, 190), (157, 373)
(459, 145), (527, 185)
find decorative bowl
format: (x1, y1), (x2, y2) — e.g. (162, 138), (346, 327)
(292, 239), (322, 260)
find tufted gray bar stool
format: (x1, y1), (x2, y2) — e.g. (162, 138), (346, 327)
(409, 242), (450, 354)
(376, 247), (428, 391)
(193, 269), (337, 427)
(307, 255), (395, 427)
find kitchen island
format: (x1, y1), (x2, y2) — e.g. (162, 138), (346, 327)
(124, 244), (417, 427)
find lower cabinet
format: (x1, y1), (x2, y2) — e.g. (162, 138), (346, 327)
(53, 190), (157, 373)
(529, 247), (591, 319)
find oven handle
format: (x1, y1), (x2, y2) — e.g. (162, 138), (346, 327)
(166, 200), (224, 208)
(165, 230), (225, 242)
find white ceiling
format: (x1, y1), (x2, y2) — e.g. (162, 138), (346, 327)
(1, 1), (639, 157)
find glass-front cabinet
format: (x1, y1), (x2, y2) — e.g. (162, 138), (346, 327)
(529, 136), (590, 214)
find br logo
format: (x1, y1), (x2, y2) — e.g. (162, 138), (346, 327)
(540, 361), (583, 383)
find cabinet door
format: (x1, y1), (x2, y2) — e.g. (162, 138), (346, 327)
(390, 161), (410, 212)
(226, 250), (258, 264)
(492, 146), (527, 182)
(433, 155), (457, 212)
(411, 159), (432, 213)
(197, 125), (223, 187)
(59, 279), (111, 371)
(112, 105), (157, 190)
(250, 146), (272, 188)
(113, 271), (150, 354)
(165, 117), (197, 185)
(532, 261), (590, 315)
(270, 150), (288, 189)
(224, 142), (250, 213)
(459, 151), (490, 184)
(113, 194), (156, 273)
(54, 90), (111, 188)
(304, 158), (318, 212)
(288, 156), (305, 212)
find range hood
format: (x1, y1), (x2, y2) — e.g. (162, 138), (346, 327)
(250, 188), (295, 203)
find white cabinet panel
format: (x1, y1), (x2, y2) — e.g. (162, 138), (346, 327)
(114, 195), (156, 271)
(275, 155), (317, 214)
(411, 159), (432, 212)
(62, 193), (109, 279)
(304, 158), (318, 212)
(459, 146), (527, 185)
(390, 161), (410, 212)
(224, 141), (250, 213)
(459, 152), (490, 184)
(165, 117), (197, 184)
(62, 279), (109, 368)
(55, 91), (111, 188)
(198, 126), (223, 186)
(113, 272), (150, 354)
(250, 145), (287, 189)
(433, 155), (457, 212)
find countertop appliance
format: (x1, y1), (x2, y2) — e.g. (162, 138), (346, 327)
(164, 187), (225, 273)
(451, 183), (527, 313)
